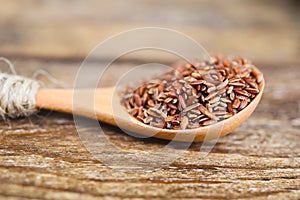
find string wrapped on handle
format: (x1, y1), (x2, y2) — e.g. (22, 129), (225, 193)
(0, 57), (41, 119)
(0, 72), (40, 118)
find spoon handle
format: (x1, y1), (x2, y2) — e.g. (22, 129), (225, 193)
(35, 87), (116, 124)
(35, 89), (74, 114)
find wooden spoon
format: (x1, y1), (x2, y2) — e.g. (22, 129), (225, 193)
(35, 67), (264, 142)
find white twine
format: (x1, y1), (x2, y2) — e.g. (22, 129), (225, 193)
(0, 57), (40, 119)
(32, 69), (68, 88)
(0, 72), (40, 119)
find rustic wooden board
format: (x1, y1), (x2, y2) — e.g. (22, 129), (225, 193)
(0, 0), (299, 199)
(0, 60), (299, 199)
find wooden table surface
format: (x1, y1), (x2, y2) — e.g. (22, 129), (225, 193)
(0, 0), (299, 199)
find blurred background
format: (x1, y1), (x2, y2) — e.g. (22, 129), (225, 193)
(1, 0), (299, 64)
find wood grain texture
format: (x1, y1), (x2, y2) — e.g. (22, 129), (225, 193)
(0, 60), (299, 199)
(0, 0), (299, 199)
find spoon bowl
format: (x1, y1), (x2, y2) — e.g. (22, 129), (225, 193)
(35, 67), (264, 142)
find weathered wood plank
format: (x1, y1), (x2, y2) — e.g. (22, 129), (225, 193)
(0, 59), (299, 199)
